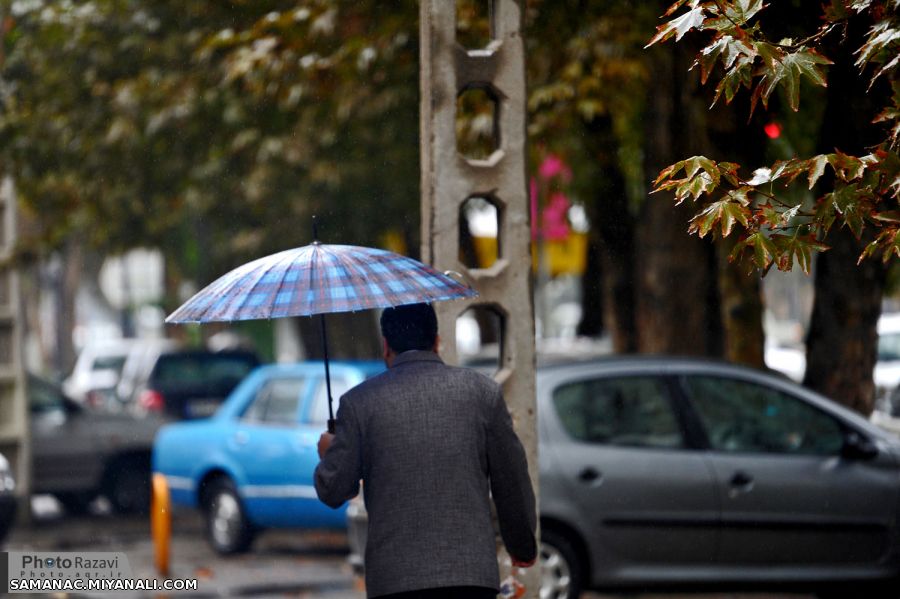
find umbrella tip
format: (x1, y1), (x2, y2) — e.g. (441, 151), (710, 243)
(312, 215), (319, 243)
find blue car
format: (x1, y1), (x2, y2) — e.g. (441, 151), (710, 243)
(153, 360), (384, 554)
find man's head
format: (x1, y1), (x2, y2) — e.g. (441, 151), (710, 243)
(380, 303), (439, 363)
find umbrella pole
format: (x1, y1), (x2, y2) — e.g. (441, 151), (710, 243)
(320, 313), (336, 433)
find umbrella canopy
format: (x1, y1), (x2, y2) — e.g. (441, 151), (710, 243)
(166, 243), (477, 324)
(166, 242), (478, 433)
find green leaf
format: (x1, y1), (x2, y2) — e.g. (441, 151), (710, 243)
(815, 194), (838, 234)
(778, 49), (832, 112)
(828, 182), (868, 238)
(712, 55), (755, 106)
(684, 156), (718, 182)
(686, 170), (716, 201)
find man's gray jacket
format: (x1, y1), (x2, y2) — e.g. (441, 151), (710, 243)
(314, 350), (537, 597)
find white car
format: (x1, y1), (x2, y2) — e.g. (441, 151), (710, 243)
(764, 342), (806, 382)
(63, 339), (135, 407)
(875, 313), (900, 409)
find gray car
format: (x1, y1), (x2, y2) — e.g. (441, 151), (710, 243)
(348, 357), (900, 598)
(30, 374), (161, 514)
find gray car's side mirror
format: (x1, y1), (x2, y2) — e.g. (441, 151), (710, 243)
(842, 430), (879, 460)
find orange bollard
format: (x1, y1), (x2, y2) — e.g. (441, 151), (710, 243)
(151, 473), (171, 578)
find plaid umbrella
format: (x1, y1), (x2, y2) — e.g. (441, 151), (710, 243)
(166, 242), (477, 430)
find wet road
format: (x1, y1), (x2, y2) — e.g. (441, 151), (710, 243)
(4, 498), (814, 599)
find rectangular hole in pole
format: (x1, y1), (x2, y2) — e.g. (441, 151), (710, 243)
(0, 323), (13, 366)
(456, 0), (493, 50)
(459, 196), (501, 269)
(457, 304), (505, 375)
(456, 86), (499, 160)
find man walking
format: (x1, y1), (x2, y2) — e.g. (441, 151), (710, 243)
(315, 302), (537, 598)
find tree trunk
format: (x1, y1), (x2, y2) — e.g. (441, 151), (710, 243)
(576, 229), (604, 339)
(579, 115), (637, 352)
(706, 93), (767, 368)
(717, 235), (765, 367)
(636, 43), (723, 356)
(804, 228), (884, 415)
(803, 17), (889, 415)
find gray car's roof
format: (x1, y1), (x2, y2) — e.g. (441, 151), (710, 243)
(535, 354), (895, 444)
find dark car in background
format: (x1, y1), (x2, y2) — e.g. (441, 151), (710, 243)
(130, 349), (261, 420)
(348, 357), (900, 599)
(29, 374), (160, 514)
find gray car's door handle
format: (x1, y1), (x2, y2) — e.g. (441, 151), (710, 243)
(578, 467), (602, 484)
(728, 470), (754, 495)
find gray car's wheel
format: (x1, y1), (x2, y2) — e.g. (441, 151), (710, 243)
(55, 492), (94, 515)
(540, 528), (583, 599)
(104, 457), (151, 515)
(204, 477), (255, 554)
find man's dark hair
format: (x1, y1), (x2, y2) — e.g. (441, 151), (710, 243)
(380, 303), (438, 353)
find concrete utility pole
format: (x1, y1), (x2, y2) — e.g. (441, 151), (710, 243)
(0, 177), (30, 520)
(419, 1), (539, 595)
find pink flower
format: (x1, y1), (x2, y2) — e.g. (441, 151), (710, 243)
(538, 154), (572, 182)
(541, 192), (571, 241)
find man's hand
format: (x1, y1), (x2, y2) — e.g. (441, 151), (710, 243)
(511, 556), (536, 568)
(317, 432), (335, 459)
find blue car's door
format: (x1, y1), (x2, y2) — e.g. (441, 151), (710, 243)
(292, 374), (358, 528)
(227, 375), (312, 527)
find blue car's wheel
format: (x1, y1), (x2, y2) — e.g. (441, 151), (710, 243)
(204, 477), (255, 554)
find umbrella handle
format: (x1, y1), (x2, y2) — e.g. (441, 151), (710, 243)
(327, 418), (336, 434)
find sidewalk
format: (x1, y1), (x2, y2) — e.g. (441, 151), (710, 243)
(5, 500), (814, 599)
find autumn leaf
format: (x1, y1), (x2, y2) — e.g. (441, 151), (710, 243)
(769, 232), (828, 273)
(732, 231), (777, 270)
(654, 155), (722, 203)
(663, 0), (695, 18)
(856, 20), (900, 68)
(646, 6), (706, 47)
(695, 34), (756, 84)
(758, 202), (782, 227)
(688, 189), (751, 237)
(827, 151), (867, 181)
(859, 227), (900, 264)
(806, 154), (829, 189)
(872, 210), (900, 222)
(705, 0), (766, 29)
(780, 204), (802, 225)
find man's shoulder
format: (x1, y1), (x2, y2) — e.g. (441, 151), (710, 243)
(439, 364), (502, 398)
